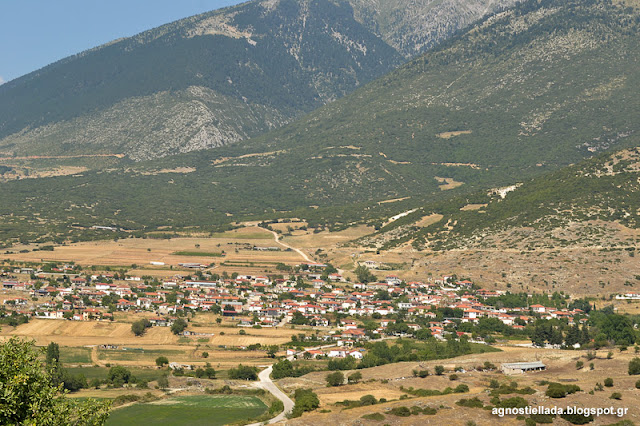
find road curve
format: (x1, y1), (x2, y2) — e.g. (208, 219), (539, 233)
(248, 363), (294, 425)
(266, 228), (313, 263)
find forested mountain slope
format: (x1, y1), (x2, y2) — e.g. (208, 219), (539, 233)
(0, 0), (638, 246)
(0, 0), (515, 161)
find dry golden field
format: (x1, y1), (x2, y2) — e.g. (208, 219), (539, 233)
(281, 345), (640, 425)
(0, 317), (297, 368)
(5, 226), (307, 272)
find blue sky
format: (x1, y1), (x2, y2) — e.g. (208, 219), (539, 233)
(0, 0), (246, 84)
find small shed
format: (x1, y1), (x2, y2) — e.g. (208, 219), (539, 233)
(501, 361), (546, 374)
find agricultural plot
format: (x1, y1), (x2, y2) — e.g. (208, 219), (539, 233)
(5, 226), (306, 273)
(106, 395), (267, 426)
(0, 319), (178, 346)
(58, 347), (92, 364)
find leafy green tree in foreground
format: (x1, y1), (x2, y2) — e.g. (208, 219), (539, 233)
(0, 337), (110, 425)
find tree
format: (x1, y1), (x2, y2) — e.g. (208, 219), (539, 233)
(131, 319), (150, 336)
(628, 357), (640, 375)
(347, 371), (362, 384)
(0, 337), (110, 425)
(228, 364), (258, 381)
(155, 356), (169, 367)
(204, 366), (216, 379)
(325, 371), (344, 387)
(157, 375), (169, 390)
(46, 342), (60, 366)
(171, 318), (188, 335)
(291, 389), (319, 418)
(108, 366), (132, 387)
(355, 265), (377, 284)
(435, 365), (445, 376)
(272, 359), (294, 379)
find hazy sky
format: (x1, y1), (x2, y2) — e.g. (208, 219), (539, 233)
(0, 0), (247, 83)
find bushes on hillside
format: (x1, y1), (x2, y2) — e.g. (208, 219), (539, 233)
(291, 389), (319, 418)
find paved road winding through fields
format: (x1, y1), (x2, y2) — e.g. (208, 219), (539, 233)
(248, 363), (295, 425)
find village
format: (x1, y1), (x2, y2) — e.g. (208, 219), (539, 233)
(1, 238), (638, 425)
(1, 258), (593, 356)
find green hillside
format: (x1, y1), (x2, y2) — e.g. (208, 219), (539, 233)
(0, 0), (515, 162)
(0, 0), (638, 246)
(0, 0), (403, 160)
(400, 144), (640, 251)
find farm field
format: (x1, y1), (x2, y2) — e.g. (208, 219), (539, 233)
(105, 395), (267, 426)
(0, 317), (296, 368)
(4, 225), (306, 271)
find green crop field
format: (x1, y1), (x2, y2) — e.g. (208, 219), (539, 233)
(41, 347), (92, 364)
(106, 395), (267, 426)
(98, 348), (187, 362)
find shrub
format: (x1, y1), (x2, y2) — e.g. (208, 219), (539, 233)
(434, 365), (445, 375)
(456, 397), (484, 408)
(449, 374), (458, 381)
(359, 394), (377, 406)
(604, 378), (614, 387)
(389, 406), (411, 417)
(361, 413), (384, 421)
(560, 412), (594, 424)
(422, 407), (437, 415)
(610, 392), (622, 400)
(576, 361), (584, 369)
(413, 369), (429, 378)
(495, 397), (528, 409)
(545, 383), (580, 398)
(529, 414), (555, 424)
(635, 379), (640, 389)
(628, 357), (640, 375)
(454, 384), (470, 393)
(112, 394), (140, 407)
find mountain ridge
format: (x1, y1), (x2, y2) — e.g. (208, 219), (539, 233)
(0, 0), (638, 247)
(0, 0), (517, 161)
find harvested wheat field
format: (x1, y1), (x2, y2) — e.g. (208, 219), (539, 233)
(0, 319), (179, 346)
(5, 227), (306, 269)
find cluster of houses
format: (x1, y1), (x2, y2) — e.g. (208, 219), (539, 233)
(1, 263), (589, 341)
